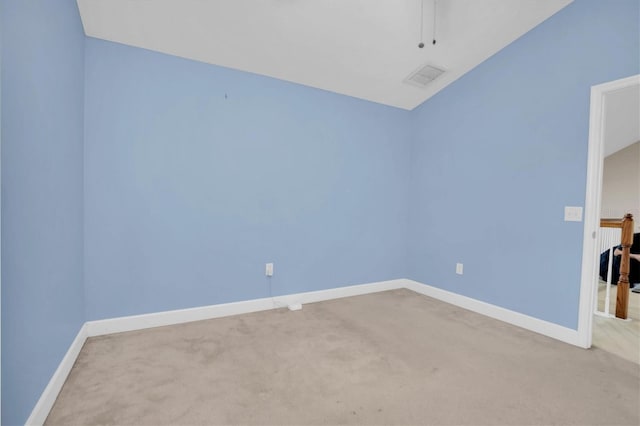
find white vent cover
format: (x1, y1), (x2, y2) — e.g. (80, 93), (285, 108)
(403, 64), (446, 88)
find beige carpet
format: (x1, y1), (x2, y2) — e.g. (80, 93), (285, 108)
(593, 281), (640, 364)
(46, 289), (640, 425)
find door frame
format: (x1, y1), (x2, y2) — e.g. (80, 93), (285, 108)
(577, 74), (640, 348)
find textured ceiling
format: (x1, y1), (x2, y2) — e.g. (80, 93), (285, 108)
(77, 0), (573, 110)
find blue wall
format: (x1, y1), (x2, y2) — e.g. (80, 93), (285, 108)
(83, 39), (411, 320)
(1, 1), (86, 424)
(408, 0), (640, 329)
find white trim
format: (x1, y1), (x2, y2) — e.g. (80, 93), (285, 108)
(269, 279), (404, 312)
(85, 297), (275, 337)
(85, 279), (405, 337)
(577, 74), (640, 349)
(25, 324), (89, 426)
(404, 279), (581, 346)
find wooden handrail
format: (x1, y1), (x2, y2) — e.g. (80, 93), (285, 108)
(600, 213), (634, 319)
(600, 218), (627, 228)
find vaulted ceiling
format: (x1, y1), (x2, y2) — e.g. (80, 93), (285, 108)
(77, 0), (573, 110)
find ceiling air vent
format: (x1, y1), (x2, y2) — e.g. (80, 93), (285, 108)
(403, 64), (445, 88)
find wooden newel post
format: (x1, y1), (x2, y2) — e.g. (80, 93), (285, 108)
(615, 213), (634, 320)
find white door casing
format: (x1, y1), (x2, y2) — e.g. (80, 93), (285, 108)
(577, 74), (640, 348)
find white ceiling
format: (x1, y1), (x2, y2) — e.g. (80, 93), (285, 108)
(604, 84), (640, 157)
(76, 0), (573, 110)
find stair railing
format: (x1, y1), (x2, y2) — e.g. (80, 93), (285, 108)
(599, 213), (634, 319)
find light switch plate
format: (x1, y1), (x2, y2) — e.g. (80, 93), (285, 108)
(564, 206), (583, 222)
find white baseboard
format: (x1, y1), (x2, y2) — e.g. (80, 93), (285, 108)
(25, 324), (88, 426)
(270, 279), (404, 312)
(403, 279), (582, 347)
(85, 297), (275, 337)
(28, 277), (582, 424)
(85, 279), (405, 337)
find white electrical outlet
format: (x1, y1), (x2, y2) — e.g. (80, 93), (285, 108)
(456, 263), (464, 275)
(265, 263), (274, 277)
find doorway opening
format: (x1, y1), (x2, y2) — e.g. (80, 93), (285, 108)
(577, 74), (640, 352)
